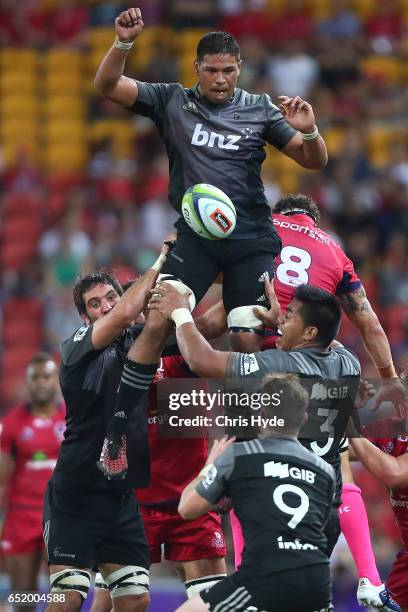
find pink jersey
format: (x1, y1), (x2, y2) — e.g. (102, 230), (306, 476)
(371, 433), (408, 550)
(136, 356), (208, 507)
(0, 403), (65, 511)
(272, 213), (361, 312)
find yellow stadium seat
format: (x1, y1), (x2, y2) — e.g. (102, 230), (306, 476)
(0, 48), (39, 72)
(180, 69), (196, 87)
(45, 96), (85, 120)
(0, 95), (40, 119)
(350, 0), (376, 17)
(45, 71), (83, 95)
(44, 143), (88, 172)
(309, 0), (331, 19)
(131, 30), (175, 70)
(176, 29), (208, 54)
(278, 172), (302, 193)
(365, 127), (398, 167)
(1, 119), (39, 143)
(1, 71), (37, 95)
(2, 142), (40, 167)
(89, 119), (136, 156)
(401, 0), (408, 19)
(40, 0), (57, 10)
(265, 0), (287, 16)
(45, 120), (86, 144)
(44, 49), (83, 74)
(88, 27), (115, 50)
(321, 128), (345, 155)
(89, 119), (135, 142)
(134, 26), (173, 47)
(276, 153), (304, 174)
(360, 56), (402, 85)
(86, 49), (106, 75)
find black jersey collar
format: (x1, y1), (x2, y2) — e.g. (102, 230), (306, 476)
(192, 83), (236, 105)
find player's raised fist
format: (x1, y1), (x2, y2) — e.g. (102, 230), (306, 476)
(115, 8), (144, 43)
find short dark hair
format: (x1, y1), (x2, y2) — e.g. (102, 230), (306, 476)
(28, 352), (56, 367)
(261, 373), (308, 435)
(73, 270), (123, 316)
(121, 279), (136, 293)
(294, 284), (341, 347)
(273, 194), (320, 223)
(196, 31), (240, 62)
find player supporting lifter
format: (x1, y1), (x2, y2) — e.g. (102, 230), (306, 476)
(0, 354), (64, 612)
(92, 355), (227, 609)
(176, 374), (336, 612)
(196, 193), (405, 608)
(42, 241), (169, 612)
(94, 8), (328, 478)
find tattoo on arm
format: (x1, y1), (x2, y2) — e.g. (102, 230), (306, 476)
(339, 287), (374, 316)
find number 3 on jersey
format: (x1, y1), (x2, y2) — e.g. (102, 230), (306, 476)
(276, 246), (312, 287)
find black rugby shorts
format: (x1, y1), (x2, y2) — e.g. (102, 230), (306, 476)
(43, 481), (148, 570)
(161, 229), (281, 314)
(200, 565), (333, 612)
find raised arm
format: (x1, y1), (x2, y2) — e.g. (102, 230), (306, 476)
(148, 284), (231, 378)
(278, 95), (328, 170)
(91, 244), (168, 349)
(94, 8), (144, 108)
(338, 285), (397, 380)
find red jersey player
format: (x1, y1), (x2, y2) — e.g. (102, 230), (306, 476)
(196, 194), (403, 610)
(351, 405), (408, 612)
(92, 355), (226, 609)
(0, 353), (64, 610)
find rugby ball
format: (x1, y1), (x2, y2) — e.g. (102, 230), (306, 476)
(181, 183), (236, 240)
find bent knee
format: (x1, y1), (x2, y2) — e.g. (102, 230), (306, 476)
(228, 330), (263, 352)
(112, 592), (149, 612)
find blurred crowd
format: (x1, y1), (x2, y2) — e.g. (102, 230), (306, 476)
(1, 0), (408, 602)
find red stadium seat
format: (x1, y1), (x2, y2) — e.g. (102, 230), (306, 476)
(2, 216), (42, 243)
(1, 348), (38, 408)
(3, 319), (42, 348)
(3, 298), (43, 323)
(0, 239), (39, 270)
(0, 375), (26, 410)
(383, 305), (408, 344)
(1, 194), (42, 218)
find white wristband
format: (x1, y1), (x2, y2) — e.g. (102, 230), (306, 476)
(199, 463), (214, 478)
(114, 36), (134, 50)
(151, 253), (166, 272)
(300, 126), (319, 141)
(171, 308), (194, 328)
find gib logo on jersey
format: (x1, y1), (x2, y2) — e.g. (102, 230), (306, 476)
(191, 123), (241, 150)
(264, 461), (316, 483)
(310, 383), (348, 401)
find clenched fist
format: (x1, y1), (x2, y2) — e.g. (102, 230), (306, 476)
(115, 8), (144, 43)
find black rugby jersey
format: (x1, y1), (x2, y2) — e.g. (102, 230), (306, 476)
(226, 345), (361, 504)
(130, 82), (296, 239)
(197, 437), (335, 576)
(52, 324), (150, 490)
